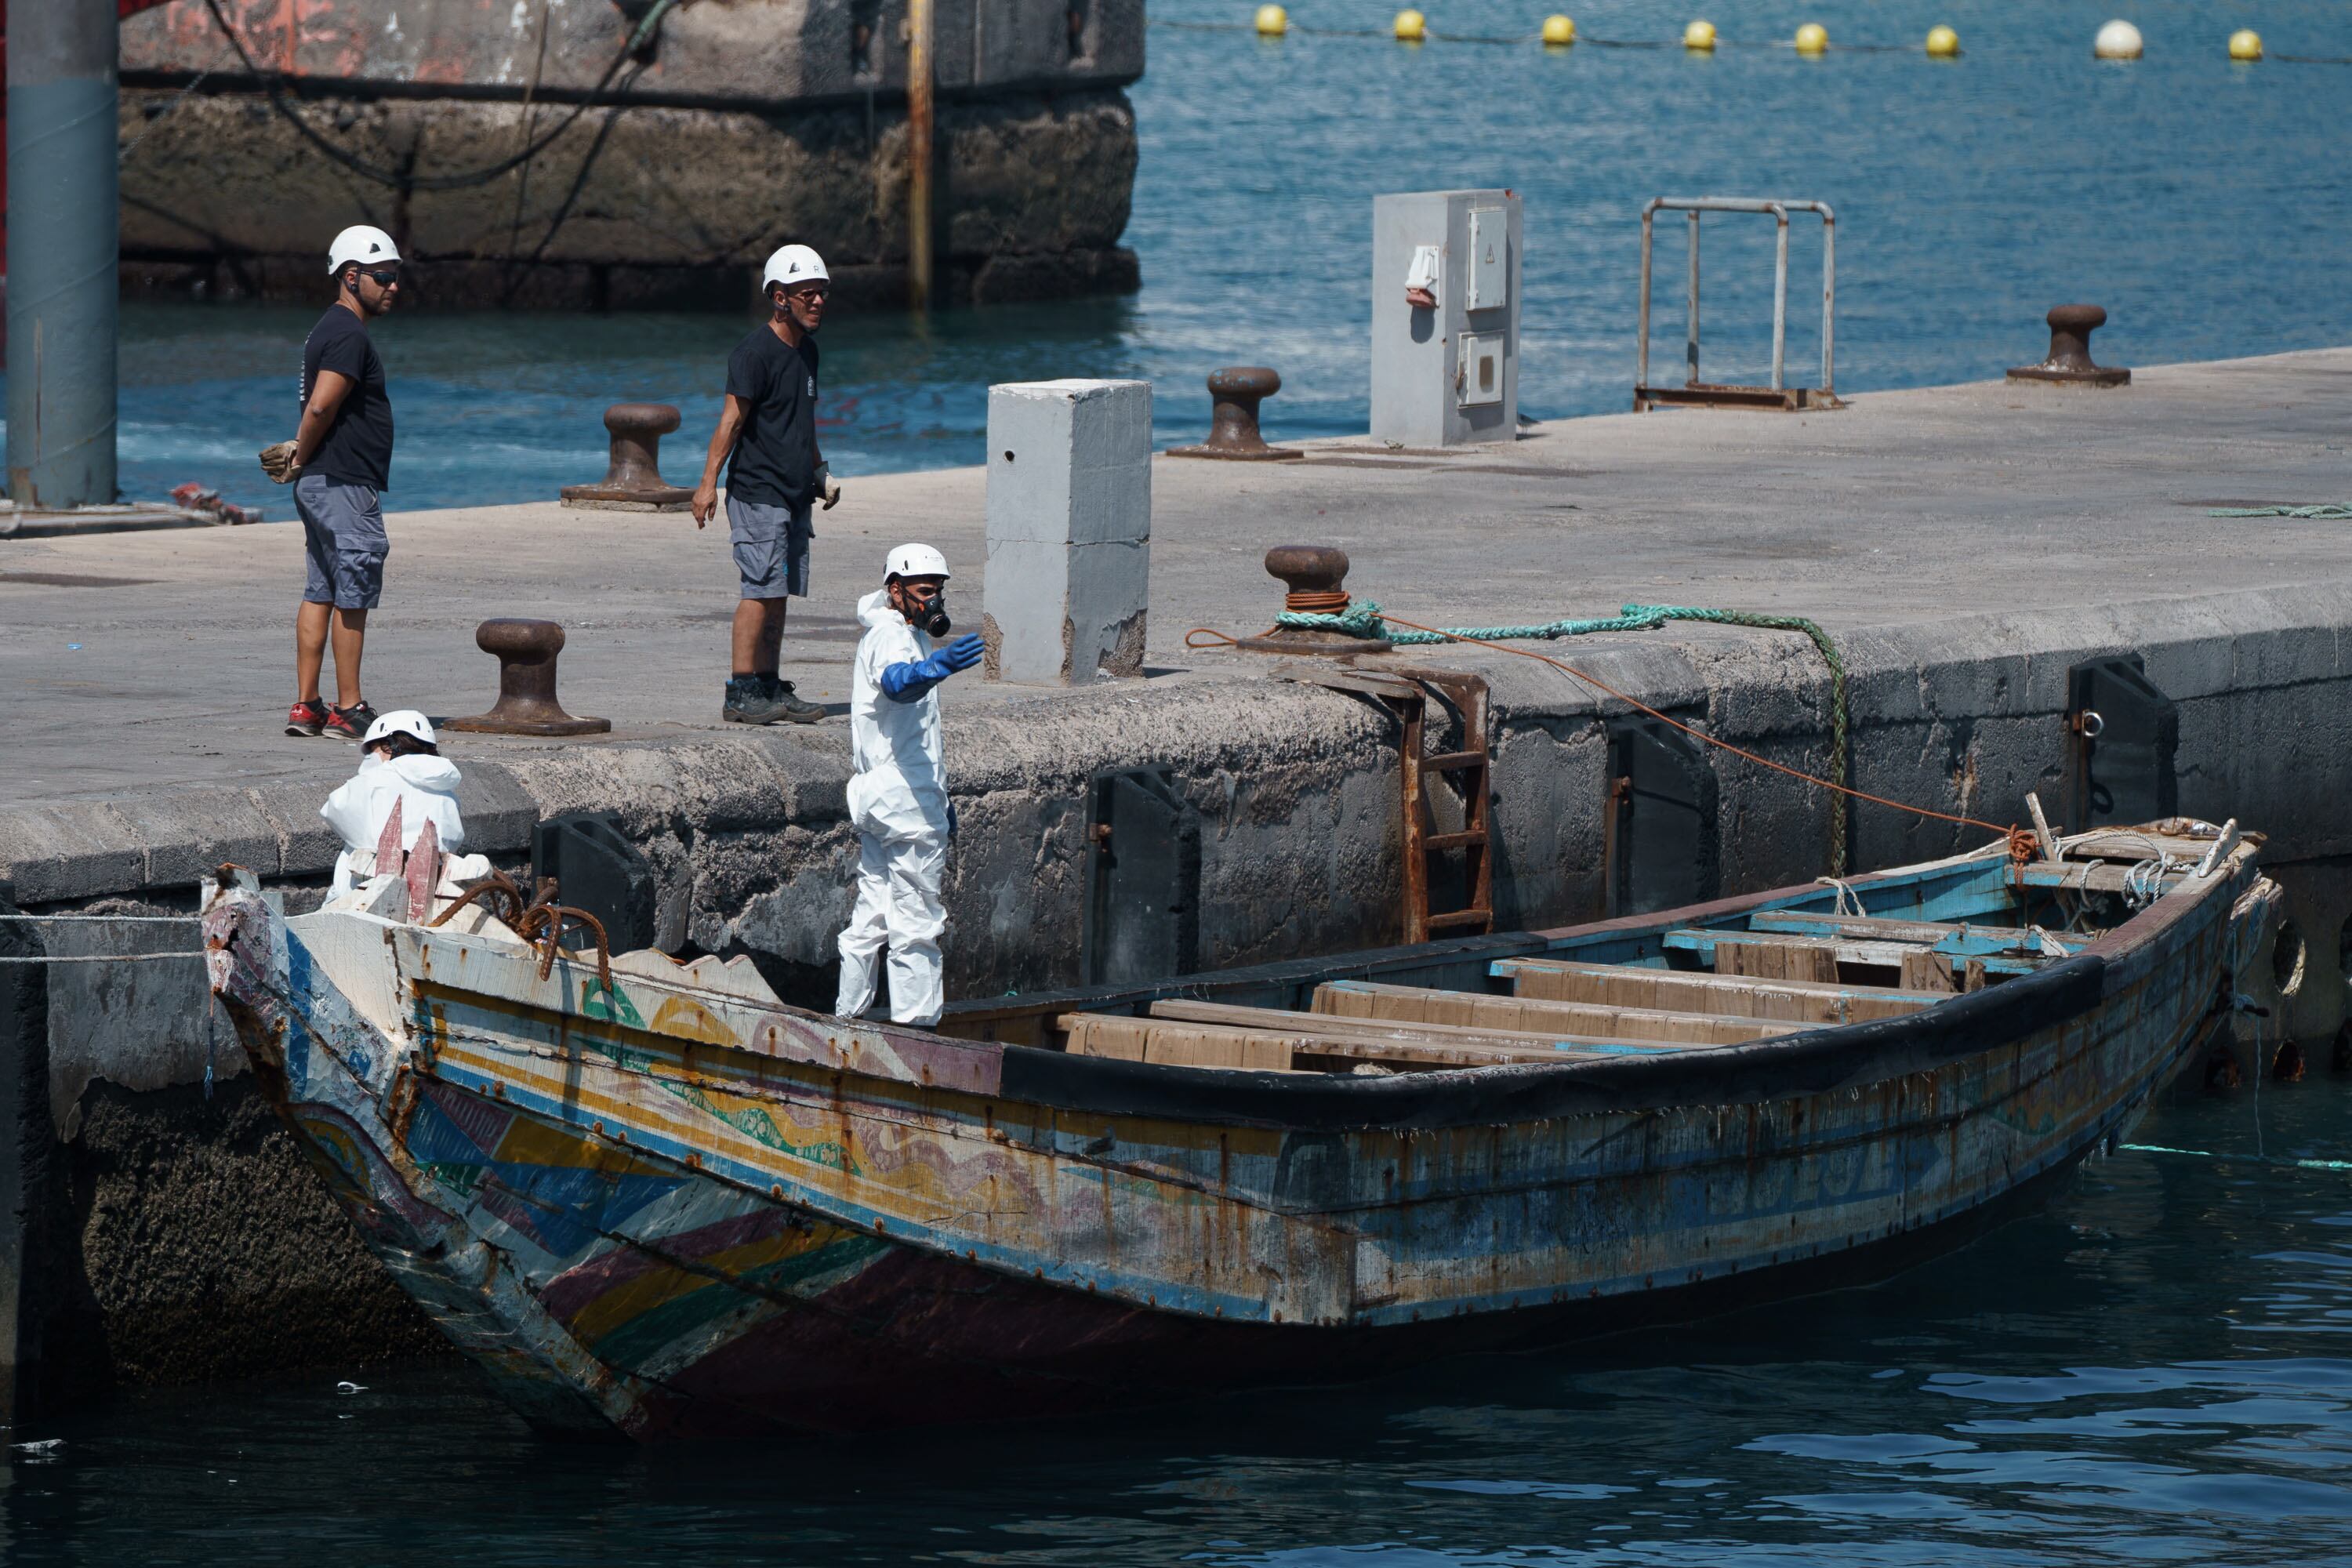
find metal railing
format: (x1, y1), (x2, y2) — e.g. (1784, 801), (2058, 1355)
(1635, 197), (1839, 412)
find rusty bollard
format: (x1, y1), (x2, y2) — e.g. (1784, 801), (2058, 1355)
(1233, 546), (1394, 655)
(559, 402), (698, 510)
(2007, 305), (2132, 388)
(441, 619), (612, 736)
(1167, 367), (1305, 461)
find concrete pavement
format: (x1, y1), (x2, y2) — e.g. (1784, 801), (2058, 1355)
(5, 346), (2348, 806)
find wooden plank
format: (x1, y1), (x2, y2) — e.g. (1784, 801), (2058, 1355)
(1751, 910), (2091, 954)
(1899, 949), (1957, 994)
(1061, 1014), (1296, 1071)
(1667, 929), (2041, 978)
(1717, 935), (1839, 984)
(1312, 979), (1796, 1045)
(2016, 861), (2190, 895)
(1490, 958), (1941, 1025)
(1145, 999), (1700, 1058)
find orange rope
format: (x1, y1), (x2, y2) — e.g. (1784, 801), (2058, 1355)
(1284, 589), (1352, 613)
(1184, 611), (2034, 866)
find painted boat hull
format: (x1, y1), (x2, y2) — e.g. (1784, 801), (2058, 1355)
(203, 841), (2279, 1439)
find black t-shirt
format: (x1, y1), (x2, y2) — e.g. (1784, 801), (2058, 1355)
(722, 325), (820, 510)
(300, 307), (394, 491)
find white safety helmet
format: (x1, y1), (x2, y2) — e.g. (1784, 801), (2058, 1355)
(760, 243), (829, 295)
(361, 709), (437, 749)
(327, 223), (401, 277)
(884, 543), (951, 583)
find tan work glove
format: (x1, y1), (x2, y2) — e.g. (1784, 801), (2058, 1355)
(822, 474), (842, 510)
(259, 440), (302, 485)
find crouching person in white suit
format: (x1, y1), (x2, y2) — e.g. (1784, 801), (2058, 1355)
(835, 543), (985, 1025)
(319, 710), (468, 895)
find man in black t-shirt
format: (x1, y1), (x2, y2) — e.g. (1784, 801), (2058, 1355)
(270, 223), (402, 742)
(691, 243), (842, 725)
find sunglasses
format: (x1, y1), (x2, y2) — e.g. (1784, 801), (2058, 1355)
(786, 285), (829, 302)
(360, 267), (402, 287)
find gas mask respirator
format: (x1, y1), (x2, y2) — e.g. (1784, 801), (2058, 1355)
(906, 589), (951, 638)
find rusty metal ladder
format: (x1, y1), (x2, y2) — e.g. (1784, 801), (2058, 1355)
(1274, 665), (1495, 944)
(1388, 670), (1494, 943)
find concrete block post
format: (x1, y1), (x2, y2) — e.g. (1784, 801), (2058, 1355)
(981, 379), (1152, 684)
(1370, 190), (1522, 448)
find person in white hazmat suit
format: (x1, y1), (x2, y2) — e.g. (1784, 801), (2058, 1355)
(319, 710), (467, 895)
(835, 544), (985, 1025)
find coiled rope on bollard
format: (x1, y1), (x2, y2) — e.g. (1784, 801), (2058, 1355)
(1189, 600), (2023, 877)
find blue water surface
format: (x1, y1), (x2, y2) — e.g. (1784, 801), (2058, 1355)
(8, 1069), (2352, 1564)
(50, 0), (2352, 512)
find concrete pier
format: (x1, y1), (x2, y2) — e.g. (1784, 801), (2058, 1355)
(3, 346), (2351, 1398)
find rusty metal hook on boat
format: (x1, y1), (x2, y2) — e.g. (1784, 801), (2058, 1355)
(427, 871), (614, 995)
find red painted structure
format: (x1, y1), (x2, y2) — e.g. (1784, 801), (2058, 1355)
(0, 0), (179, 262)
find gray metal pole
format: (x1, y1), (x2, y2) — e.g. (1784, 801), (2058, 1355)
(7, 0), (120, 510)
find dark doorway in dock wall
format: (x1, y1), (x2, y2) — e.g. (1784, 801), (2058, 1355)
(532, 812), (658, 954)
(1602, 717), (1720, 920)
(2065, 657), (2180, 833)
(1082, 767), (1200, 987)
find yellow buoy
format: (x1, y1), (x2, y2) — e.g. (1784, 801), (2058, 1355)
(1541, 13), (1575, 45)
(1683, 18), (1716, 50)
(2228, 27), (2263, 60)
(1254, 3), (1288, 34)
(1925, 24), (1959, 56)
(2092, 19), (2143, 60)
(1793, 21), (1828, 54)
(1394, 8), (1426, 40)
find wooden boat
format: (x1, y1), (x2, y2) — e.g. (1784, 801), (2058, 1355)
(202, 818), (2278, 1439)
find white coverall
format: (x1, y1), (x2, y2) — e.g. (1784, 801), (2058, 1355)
(835, 587), (952, 1025)
(320, 753), (468, 895)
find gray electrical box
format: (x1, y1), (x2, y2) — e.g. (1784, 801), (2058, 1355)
(1370, 189), (1523, 447)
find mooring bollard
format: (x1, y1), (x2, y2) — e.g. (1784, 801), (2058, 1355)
(441, 619), (612, 736)
(1233, 546), (1396, 655)
(2007, 304), (2132, 388)
(1167, 367), (1304, 461)
(558, 403), (696, 511)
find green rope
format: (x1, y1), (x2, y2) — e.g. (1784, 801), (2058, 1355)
(2207, 504), (2352, 519)
(1277, 600), (1853, 873)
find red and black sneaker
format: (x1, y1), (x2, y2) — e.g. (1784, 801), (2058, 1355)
(323, 702), (379, 742)
(285, 699), (328, 738)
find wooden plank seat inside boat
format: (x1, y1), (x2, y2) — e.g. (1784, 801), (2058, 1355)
(1308, 978), (1796, 1045)
(1058, 996), (1748, 1073)
(1745, 910), (2088, 956)
(1490, 958), (1943, 1025)
(1661, 928), (2045, 982)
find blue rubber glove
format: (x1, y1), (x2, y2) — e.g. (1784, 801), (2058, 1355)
(880, 634), (986, 703)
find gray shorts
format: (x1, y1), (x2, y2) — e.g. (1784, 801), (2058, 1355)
(727, 494), (811, 601)
(295, 474), (388, 609)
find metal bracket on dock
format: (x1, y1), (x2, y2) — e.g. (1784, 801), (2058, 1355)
(1635, 197), (1843, 413)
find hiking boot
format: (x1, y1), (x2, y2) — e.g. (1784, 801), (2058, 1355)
(285, 699), (328, 738)
(324, 702), (379, 742)
(760, 674), (826, 724)
(723, 677), (790, 726)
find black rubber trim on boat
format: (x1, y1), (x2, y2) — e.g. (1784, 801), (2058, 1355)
(995, 954), (2111, 1132)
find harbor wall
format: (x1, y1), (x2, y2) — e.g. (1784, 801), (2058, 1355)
(3, 583), (2349, 1395)
(114, 0), (1144, 308)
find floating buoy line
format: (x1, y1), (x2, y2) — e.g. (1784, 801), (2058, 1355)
(1158, 13), (2348, 64)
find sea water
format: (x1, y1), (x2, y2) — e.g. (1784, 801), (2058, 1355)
(82, 0), (2352, 513)
(8, 1071), (2351, 1564)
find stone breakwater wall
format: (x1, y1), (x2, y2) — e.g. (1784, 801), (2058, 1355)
(116, 0), (1144, 308)
(3, 584), (2350, 1397)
